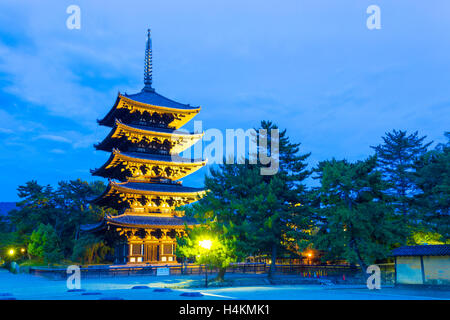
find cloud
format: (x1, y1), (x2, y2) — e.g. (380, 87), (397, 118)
(0, 127), (13, 134)
(50, 149), (66, 154)
(0, 43), (107, 123)
(0, 109), (43, 133)
(34, 134), (72, 144)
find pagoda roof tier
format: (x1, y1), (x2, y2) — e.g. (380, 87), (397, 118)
(92, 181), (206, 211)
(94, 119), (203, 155)
(91, 149), (207, 181)
(98, 92), (200, 129)
(81, 214), (198, 232)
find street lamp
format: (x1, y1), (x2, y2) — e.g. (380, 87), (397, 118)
(8, 249), (15, 256)
(199, 240), (212, 250)
(199, 239), (213, 288)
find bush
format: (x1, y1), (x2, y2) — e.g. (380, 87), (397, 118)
(28, 224), (63, 265)
(72, 234), (111, 264)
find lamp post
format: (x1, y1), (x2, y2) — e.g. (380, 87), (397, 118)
(307, 252), (312, 265)
(198, 239), (212, 288)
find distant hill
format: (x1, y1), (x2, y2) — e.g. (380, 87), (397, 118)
(0, 202), (17, 217)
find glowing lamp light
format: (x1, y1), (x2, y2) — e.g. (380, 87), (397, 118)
(8, 249), (15, 256)
(307, 253), (312, 258)
(198, 239), (212, 250)
(21, 248), (26, 253)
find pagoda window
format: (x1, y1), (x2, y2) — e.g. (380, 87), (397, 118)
(131, 243), (143, 255)
(163, 244), (173, 255)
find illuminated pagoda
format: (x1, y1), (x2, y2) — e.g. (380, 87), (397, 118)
(85, 30), (206, 264)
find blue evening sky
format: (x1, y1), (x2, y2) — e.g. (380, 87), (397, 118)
(0, 0), (449, 201)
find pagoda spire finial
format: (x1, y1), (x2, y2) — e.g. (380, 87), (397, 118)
(143, 28), (153, 91)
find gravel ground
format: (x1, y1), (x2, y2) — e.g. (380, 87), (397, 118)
(0, 268), (448, 300)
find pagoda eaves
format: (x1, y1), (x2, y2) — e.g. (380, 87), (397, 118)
(98, 92), (201, 129)
(94, 119), (204, 154)
(91, 149), (206, 181)
(92, 181), (205, 213)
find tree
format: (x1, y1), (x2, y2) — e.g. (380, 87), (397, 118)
(179, 121), (312, 279)
(72, 234), (111, 264)
(252, 121), (312, 277)
(176, 224), (240, 282)
(312, 157), (407, 275)
(7, 179), (110, 264)
(28, 223), (63, 265)
(9, 181), (59, 236)
(53, 179), (109, 256)
(178, 162), (256, 281)
(413, 132), (450, 240)
(371, 130), (432, 218)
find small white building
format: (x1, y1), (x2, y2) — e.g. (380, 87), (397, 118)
(392, 245), (450, 286)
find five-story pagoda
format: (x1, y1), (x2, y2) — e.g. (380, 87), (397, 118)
(86, 30), (206, 264)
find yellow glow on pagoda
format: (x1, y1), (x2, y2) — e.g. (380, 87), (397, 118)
(89, 30), (206, 265)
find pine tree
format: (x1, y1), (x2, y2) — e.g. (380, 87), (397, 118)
(254, 121), (312, 278)
(413, 132), (450, 240)
(312, 157), (407, 275)
(371, 130), (432, 218)
(179, 121), (312, 279)
(179, 162), (257, 281)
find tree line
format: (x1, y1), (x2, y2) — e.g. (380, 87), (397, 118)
(0, 180), (114, 265)
(177, 122), (449, 280)
(0, 122), (448, 273)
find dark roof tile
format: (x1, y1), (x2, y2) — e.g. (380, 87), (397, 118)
(391, 245), (450, 256)
(120, 151), (204, 163)
(124, 89), (199, 110)
(117, 182), (204, 193)
(107, 215), (197, 227)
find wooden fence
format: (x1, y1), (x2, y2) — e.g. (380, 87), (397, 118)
(29, 263), (395, 284)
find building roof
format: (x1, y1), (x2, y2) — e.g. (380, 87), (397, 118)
(94, 119), (203, 154)
(97, 30), (200, 129)
(91, 149), (206, 181)
(97, 93), (200, 129)
(91, 181), (205, 211)
(81, 214), (197, 231)
(108, 214), (197, 228)
(123, 88), (199, 110)
(391, 245), (450, 257)
(114, 181), (205, 194)
(119, 151), (204, 163)
(117, 120), (197, 135)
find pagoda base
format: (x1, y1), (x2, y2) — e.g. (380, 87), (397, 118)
(112, 226), (183, 264)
